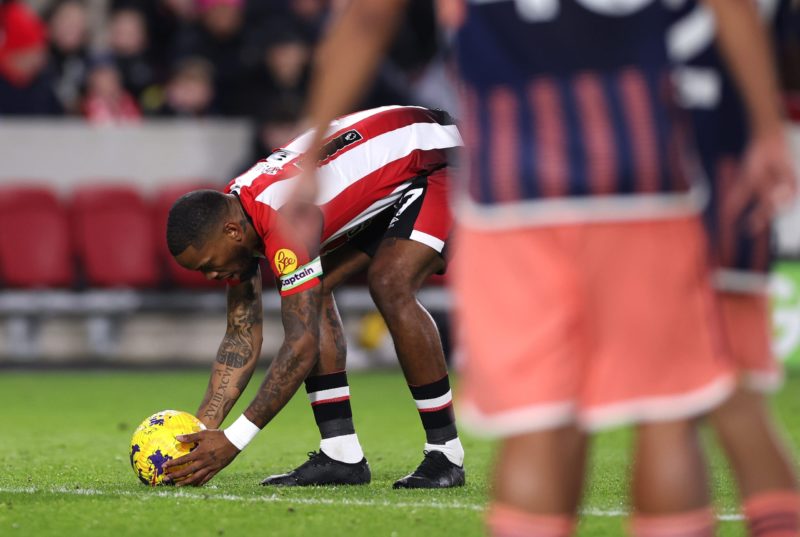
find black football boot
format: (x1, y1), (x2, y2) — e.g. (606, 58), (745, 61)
(393, 450), (465, 489)
(260, 451), (371, 486)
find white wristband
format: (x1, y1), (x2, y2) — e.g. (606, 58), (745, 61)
(223, 415), (260, 451)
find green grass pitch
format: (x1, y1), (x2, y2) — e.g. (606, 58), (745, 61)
(0, 368), (797, 536)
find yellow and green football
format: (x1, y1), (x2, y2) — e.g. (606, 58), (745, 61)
(129, 410), (205, 486)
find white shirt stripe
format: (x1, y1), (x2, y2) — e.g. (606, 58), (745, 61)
(415, 390), (453, 410)
(307, 386), (350, 404)
(283, 105), (428, 153)
(255, 122), (462, 212)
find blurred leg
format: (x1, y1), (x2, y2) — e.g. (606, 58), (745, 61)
(488, 426), (587, 537)
(712, 388), (799, 537)
(492, 426), (588, 514)
(630, 420), (715, 537)
(711, 388), (797, 497)
(632, 420), (710, 513)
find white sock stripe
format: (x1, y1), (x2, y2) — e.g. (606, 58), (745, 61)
(308, 386), (350, 404)
(409, 230), (445, 253)
(415, 390), (453, 411)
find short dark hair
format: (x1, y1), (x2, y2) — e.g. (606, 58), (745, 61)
(166, 190), (229, 256)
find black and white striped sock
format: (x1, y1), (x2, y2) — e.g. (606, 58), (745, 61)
(410, 374), (464, 466)
(305, 371), (364, 464)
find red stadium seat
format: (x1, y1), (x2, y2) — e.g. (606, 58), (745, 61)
(72, 184), (158, 288)
(153, 181), (225, 289)
(0, 184), (74, 288)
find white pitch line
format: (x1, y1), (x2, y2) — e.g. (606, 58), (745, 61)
(0, 487), (745, 521)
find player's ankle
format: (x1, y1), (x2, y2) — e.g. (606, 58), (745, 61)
(630, 507), (715, 537)
(743, 489), (800, 537)
(425, 437), (464, 466)
(487, 502), (574, 537)
(320, 433), (365, 464)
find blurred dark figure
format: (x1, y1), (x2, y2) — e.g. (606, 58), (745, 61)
(247, 0), (329, 43)
(108, 6), (158, 105)
(247, 96), (305, 167)
(0, 0), (61, 115)
(360, 0), (438, 109)
(111, 0), (196, 77)
(287, 0), (329, 41)
(776, 0), (800, 120)
(241, 28), (310, 117)
(156, 57), (216, 117)
(172, 0), (250, 115)
(81, 56), (141, 124)
(44, 0), (90, 114)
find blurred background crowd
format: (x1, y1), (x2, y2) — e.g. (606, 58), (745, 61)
(0, 0), (448, 159)
(0, 0), (457, 362)
(1, 0), (800, 366)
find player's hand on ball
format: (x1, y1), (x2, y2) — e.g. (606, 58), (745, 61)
(162, 430), (239, 487)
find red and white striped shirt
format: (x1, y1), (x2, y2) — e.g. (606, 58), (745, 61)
(225, 105), (463, 296)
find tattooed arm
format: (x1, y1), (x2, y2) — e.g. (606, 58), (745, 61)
(196, 265), (263, 428)
(241, 284), (322, 428)
(162, 282), (321, 487)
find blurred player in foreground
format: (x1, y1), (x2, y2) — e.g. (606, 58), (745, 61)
(296, 0), (798, 535)
(671, 0), (800, 532)
(161, 105), (466, 489)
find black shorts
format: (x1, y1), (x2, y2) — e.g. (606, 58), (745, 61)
(347, 171), (452, 263)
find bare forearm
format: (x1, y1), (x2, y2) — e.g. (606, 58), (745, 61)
(197, 270), (263, 428)
(242, 336), (318, 428)
(197, 359), (258, 428)
(706, 0), (784, 135)
(242, 288), (322, 428)
(305, 0), (407, 153)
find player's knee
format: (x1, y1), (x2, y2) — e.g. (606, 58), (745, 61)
(367, 267), (413, 311)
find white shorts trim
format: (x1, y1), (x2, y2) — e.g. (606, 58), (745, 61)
(457, 400), (576, 438)
(410, 230), (445, 253)
(741, 369), (784, 394)
(580, 374), (736, 432)
(714, 269), (770, 295)
(455, 181), (707, 230)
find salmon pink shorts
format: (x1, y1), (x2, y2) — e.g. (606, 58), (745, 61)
(716, 291), (782, 392)
(454, 216), (735, 435)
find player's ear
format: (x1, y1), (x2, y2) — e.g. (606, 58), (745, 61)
(222, 220), (243, 241)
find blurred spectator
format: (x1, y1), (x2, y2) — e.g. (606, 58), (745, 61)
(172, 0), (250, 115)
(82, 55), (141, 124)
(264, 31), (310, 94)
(108, 7), (158, 104)
(112, 0), (195, 76)
(247, 96), (305, 166)
(0, 0), (61, 115)
(44, 0), (90, 113)
(287, 0), (329, 42)
(240, 28), (310, 117)
(156, 57), (216, 116)
(388, 0), (438, 77)
(775, 0), (800, 120)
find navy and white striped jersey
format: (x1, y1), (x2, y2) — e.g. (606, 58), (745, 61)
(455, 0), (704, 226)
(670, 0), (788, 289)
